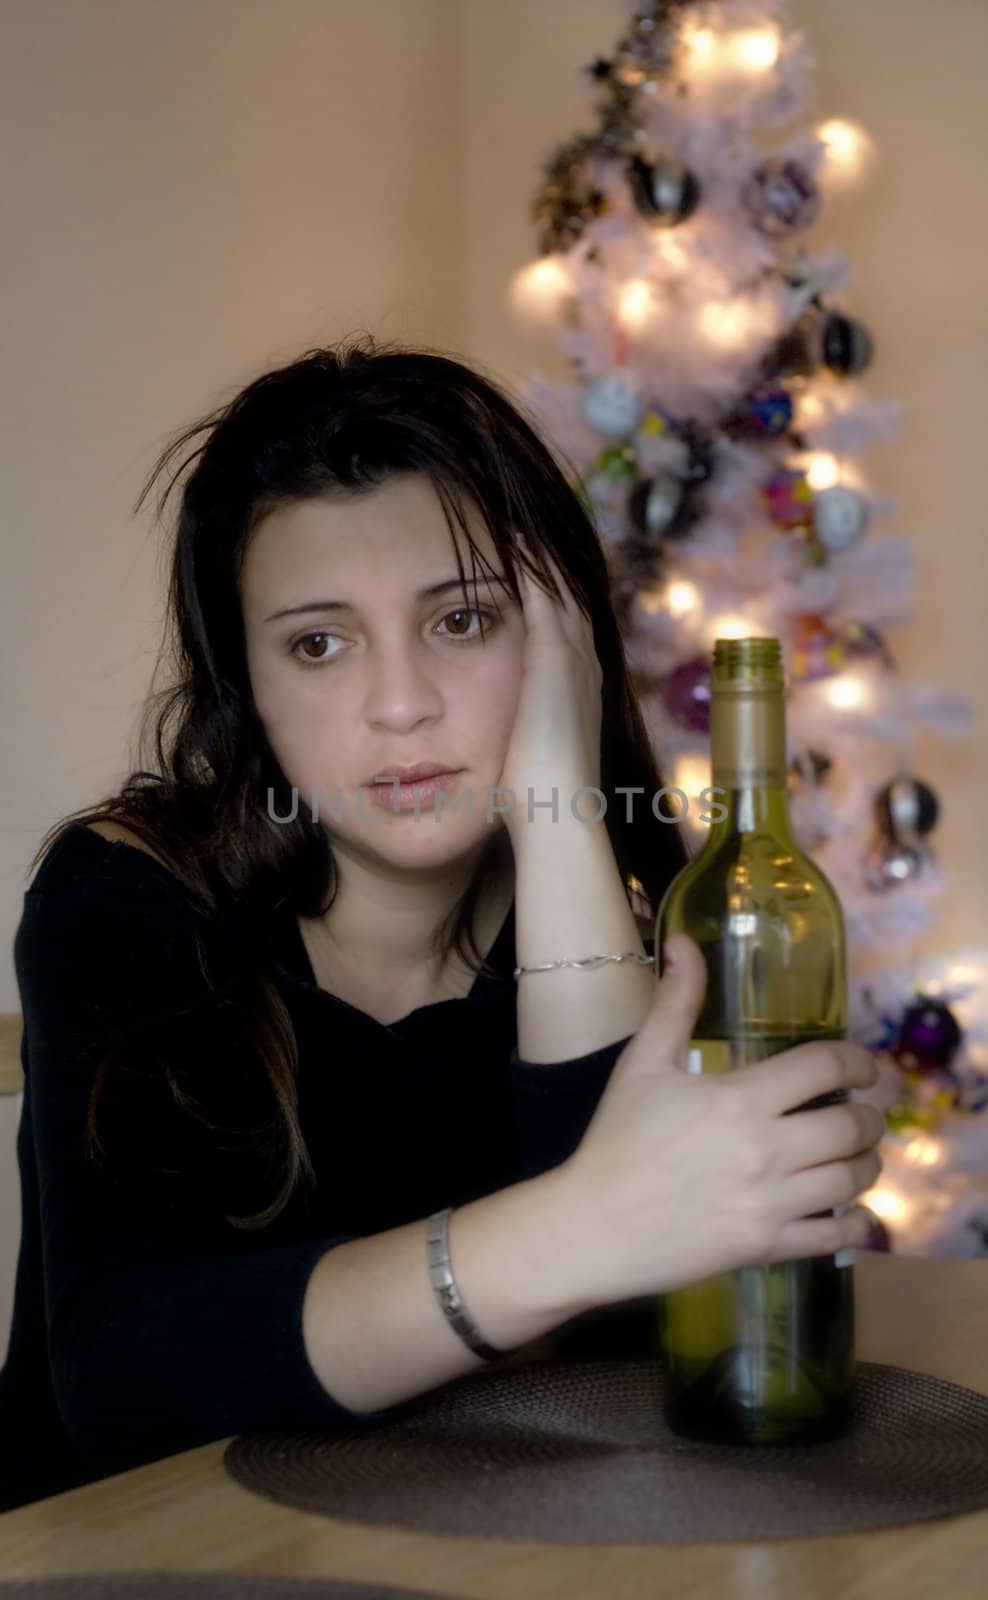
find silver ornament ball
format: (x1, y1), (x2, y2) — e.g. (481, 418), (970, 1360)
(862, 834), (927, 892)
(813, 484), (869, 552)
(583, 371), (648, 440)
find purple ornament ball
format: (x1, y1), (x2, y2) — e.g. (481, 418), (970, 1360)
(744, 159), (821, 237)
(737, 384), (794, 438)
(891, 996), (963, 1074)
(859, 1210), (893, 1252)
(662, 656), (712, 732)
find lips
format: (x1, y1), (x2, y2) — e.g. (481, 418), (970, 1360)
(369, 764), (460, 784)
(365, 768), (464, 814)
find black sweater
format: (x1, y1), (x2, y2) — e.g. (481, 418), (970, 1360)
(0, 822), (650, 1513)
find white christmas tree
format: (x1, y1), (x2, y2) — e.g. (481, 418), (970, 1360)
(506, 0), (988, 1256)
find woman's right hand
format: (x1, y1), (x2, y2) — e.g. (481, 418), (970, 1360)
(552, 932), (885, 1311)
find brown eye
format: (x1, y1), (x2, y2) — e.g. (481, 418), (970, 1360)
(291, 631), (341, 665)
(435, 607), (497, 641)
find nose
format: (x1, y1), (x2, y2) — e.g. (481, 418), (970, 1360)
(364, 636), (444, 732)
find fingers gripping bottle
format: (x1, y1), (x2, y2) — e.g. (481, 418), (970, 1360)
(655, 636), (855, 1445)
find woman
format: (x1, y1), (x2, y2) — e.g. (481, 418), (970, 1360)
(0, 335), (681, 1508)
(0, 337), (883, 1512)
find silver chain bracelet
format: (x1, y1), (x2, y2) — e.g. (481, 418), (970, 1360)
(513, 950), (655, 979)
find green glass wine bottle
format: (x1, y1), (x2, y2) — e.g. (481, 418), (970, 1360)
(655, 636), (856, 1445)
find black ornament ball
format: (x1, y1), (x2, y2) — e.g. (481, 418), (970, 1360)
(628, 473), (691, 540)
(768, 315), (818, 380)
(823, 312), (874, 376)
(628, 153), (701, 226)
(678, 421), (715, 484)
(874, 776), (940, 843)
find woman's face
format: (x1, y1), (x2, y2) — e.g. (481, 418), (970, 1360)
(240, 472), (526, 873)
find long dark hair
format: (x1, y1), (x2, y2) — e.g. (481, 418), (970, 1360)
(30, 334), (689, 1230)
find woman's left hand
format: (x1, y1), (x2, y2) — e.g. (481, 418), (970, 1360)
(496, 549), (604, 840)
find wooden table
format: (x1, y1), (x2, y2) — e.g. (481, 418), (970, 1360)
(1, 1253), (987, 1598)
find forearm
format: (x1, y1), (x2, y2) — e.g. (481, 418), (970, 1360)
(512, 814), (655, 1062)
(301, 1166), (588, 1414)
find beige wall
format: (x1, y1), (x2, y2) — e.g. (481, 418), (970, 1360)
(2, 0), (986, 1349)
(1, 0), (465, 1005)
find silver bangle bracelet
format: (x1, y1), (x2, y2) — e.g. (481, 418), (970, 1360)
(513, 950), (655, 978)
(426, 1205), (510, 1362)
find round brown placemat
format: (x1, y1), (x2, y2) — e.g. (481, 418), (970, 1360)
(223, 1359), (988, 1543)
(0, 1578), (459, 1600)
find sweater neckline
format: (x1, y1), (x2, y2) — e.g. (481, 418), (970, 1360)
(58, 820), (518, 1029)
(270, 897), (517, 1028)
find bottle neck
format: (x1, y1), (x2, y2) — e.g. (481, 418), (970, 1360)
(705, 680), (796, 848)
